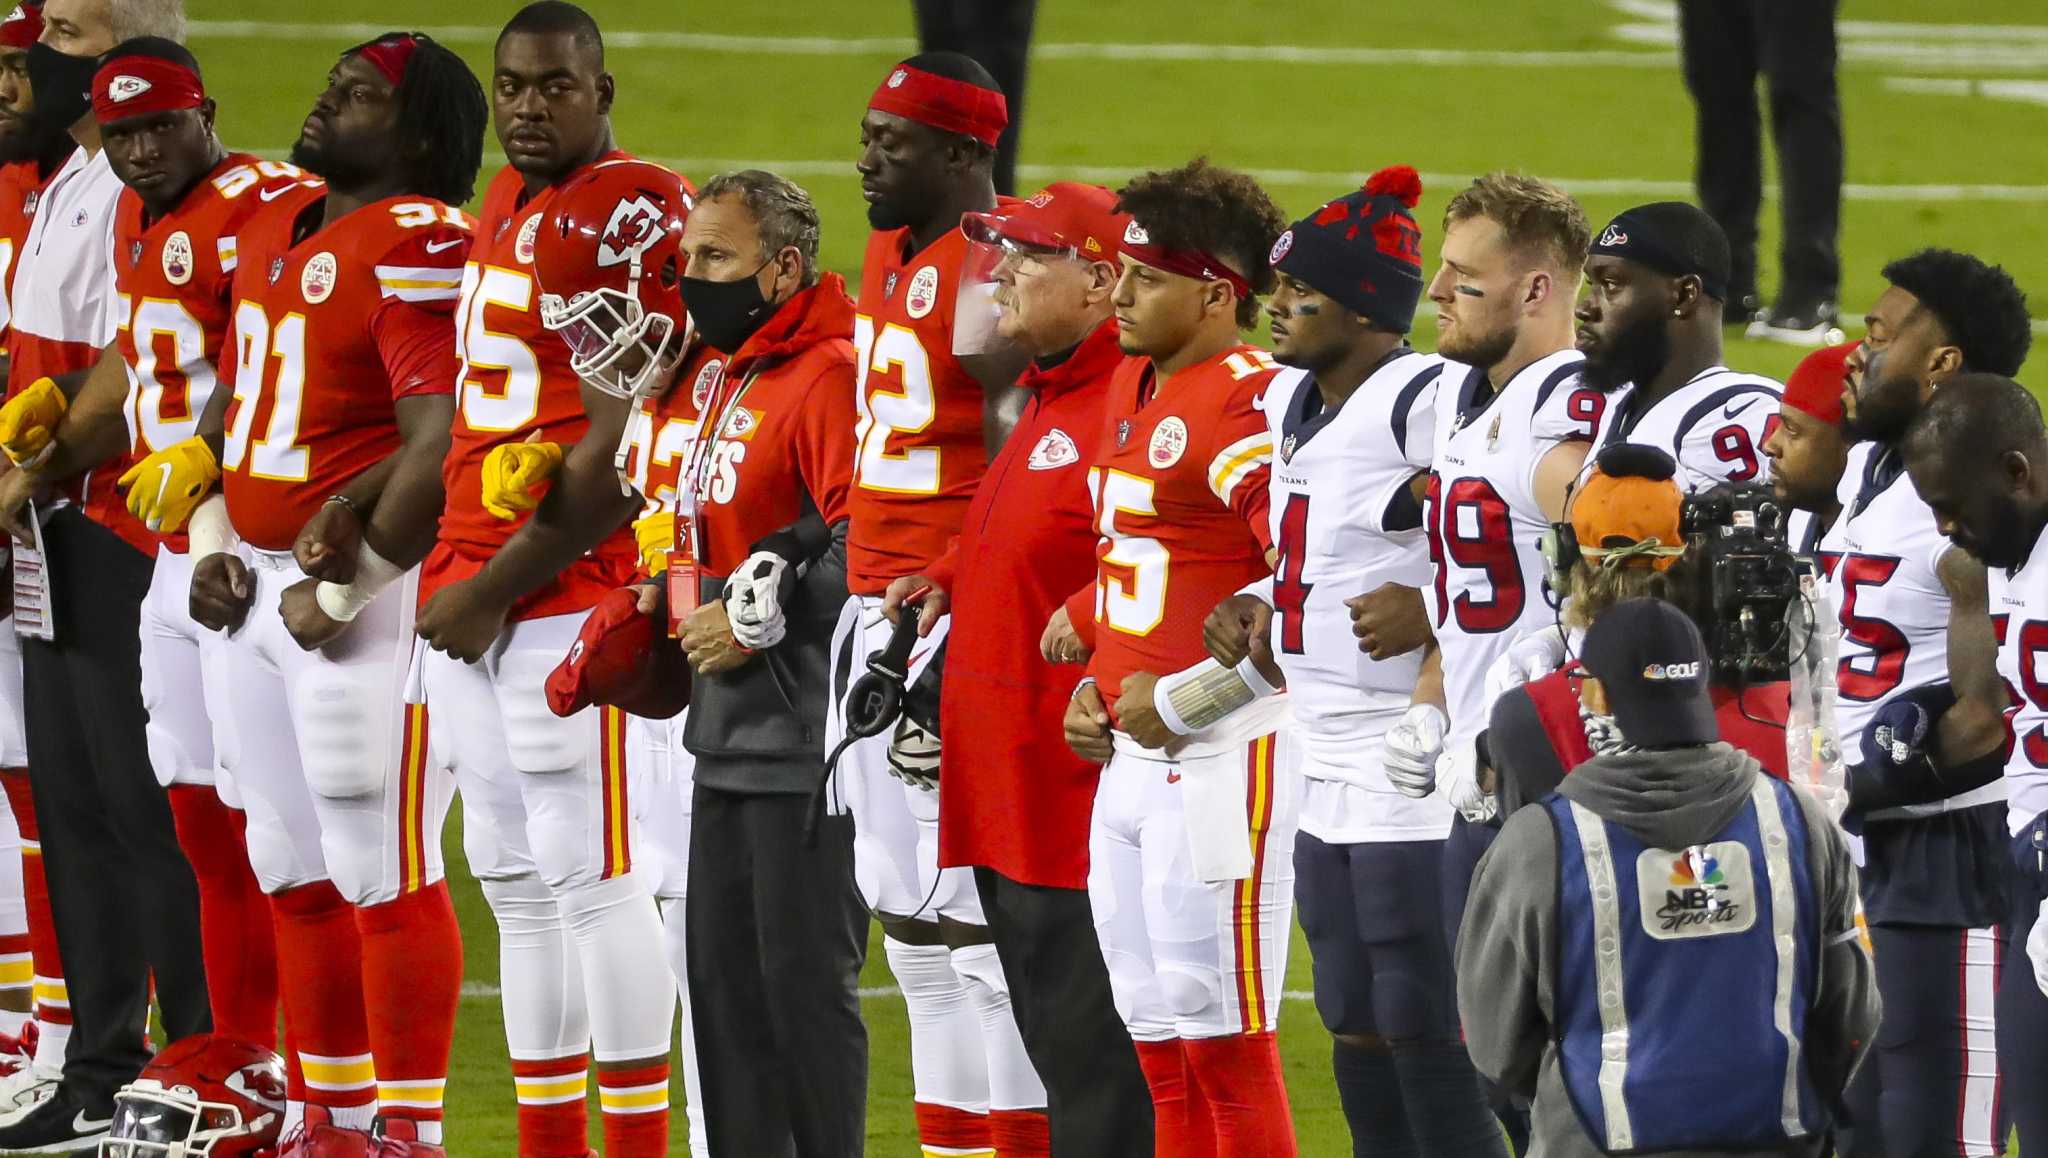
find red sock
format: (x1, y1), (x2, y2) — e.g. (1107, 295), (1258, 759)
(1184, 1032), (1296, 1158)
(167, 786), (280, 1047)
(355, 883), (460, 1145)
(283, 1022), (305, 1106)
(597, 1061), (669, 1157)
(271, 882), (374, 1125)
(1, 771), (64, 1040)
(1133, 1040), (1210, 1158)
(511, 1052), (589, 1158)
(989, 1108), (1051, 1157)
(912, 1101), (992, 1154)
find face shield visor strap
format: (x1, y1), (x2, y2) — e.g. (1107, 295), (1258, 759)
(952, 227), (1086, 358)
(612, 404), (650, 498)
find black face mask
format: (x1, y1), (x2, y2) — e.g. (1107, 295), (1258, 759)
(27, 43), (96, 138)
(679, 262), (776, 353)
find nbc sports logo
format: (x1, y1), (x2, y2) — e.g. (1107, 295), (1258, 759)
(107, 75), (151, 103)
(1641, 661), (1700, 681)
(1635, 841), (1754, 939)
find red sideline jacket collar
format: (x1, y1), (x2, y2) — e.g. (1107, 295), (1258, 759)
(724, 271), (856, 381)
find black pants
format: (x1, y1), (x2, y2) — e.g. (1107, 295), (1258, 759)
(914, 0), (1037, 195)
(686, 783), (868, 1157)
(20, 508), (207, 1106)
(1677, 0), (1842, 305)
(975, 866), (1153, 1156)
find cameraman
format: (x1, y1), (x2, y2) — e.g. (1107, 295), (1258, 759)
(1487, 445), (1792, 819)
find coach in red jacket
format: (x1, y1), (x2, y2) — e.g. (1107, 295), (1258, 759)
(883, 184), (1152, 1154)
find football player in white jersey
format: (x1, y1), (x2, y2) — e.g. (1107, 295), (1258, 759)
(1826, 249), (2029, 1158)
(1763, 342), (1857, 560)
(1903, 373), (2048, 1152)
(1194, 169), (1506, 1157)
(1575, 202), (1781, 491)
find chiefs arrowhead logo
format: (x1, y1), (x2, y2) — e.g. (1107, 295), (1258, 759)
(597, 195), (666, 268)
(106, 75), (151, 103)
(1026, 428), (1079, 471)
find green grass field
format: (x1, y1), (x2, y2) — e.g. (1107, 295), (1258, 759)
(179, 0), (2048, 1151)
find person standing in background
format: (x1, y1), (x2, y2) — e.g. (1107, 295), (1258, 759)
(1676, 0), (1843, 345)
(914, 0), (1034, 195)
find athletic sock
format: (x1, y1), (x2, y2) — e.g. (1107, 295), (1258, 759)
(949, 942), (1047, 1116)
(597, 1060), (669, 1157)
(988, 1108), (1051, 1158)
(0, 774), (27, 1039)
(1184, 1031), (1297, 1158)
(1390, 1038), (1510, 1157)
(656, 895), (708, 1158)
(1133, 1038), (1211, 1158)
(1331, 1038), (1418, 1157)
(2, 770), (64, 1073)
(887, 935), (992, 1154)
(271, 882), (375, 1129)
(356, 882), (461, 1145)
(511, 1052), (589, 1158)
(480, 875), (589, 1158)
(554, 873), (672, 1070)
(167, 785), (280, 1046)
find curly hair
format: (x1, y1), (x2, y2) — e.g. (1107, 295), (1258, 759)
(1445, 171), (1592, 279)
(1882, 248), (2032, 377)
(1115, 158), (1286, 329)
(346, 33), (487, 207)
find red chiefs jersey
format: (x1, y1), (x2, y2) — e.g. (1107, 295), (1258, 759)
(846, 220), (1004, 595)
(421, 158), (640, 619)
(221, 193), (471, 551)
(621, 277), (857, 579)
(106, 154), (322, 557)
(622, 341), (721, 531)
(0, 158), (48, 347)
(1085, 344), (1280, 708)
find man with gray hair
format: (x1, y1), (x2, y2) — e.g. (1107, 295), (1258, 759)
(0, 0), (205, 1150)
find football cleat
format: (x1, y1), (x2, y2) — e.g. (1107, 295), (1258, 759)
(1746, 299), (1845, 347)
(0, 1083), (108, 1153)
(268, 1123), (377, 1158)
(0, 1063), (59, 1128)
(0, 1020), (37, 1077)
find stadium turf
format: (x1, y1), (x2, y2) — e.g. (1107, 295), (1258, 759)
(183, 0), (2048, 1150)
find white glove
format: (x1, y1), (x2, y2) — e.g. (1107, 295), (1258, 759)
(1440, 739), (1499, 823)
(1383, 704), (1448, 798)
(2030, 898), (2048, 998)
(1483, 625), (1571, 707)
(886, 715), (940, 792)
(724, 550), (791, 650)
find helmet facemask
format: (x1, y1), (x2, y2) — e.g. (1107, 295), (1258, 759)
(539, 242), (691, 403)
(102, 1081), (273, 1157)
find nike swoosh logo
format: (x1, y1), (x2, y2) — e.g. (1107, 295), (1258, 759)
(257, 184), (297, 202)
(151, 461), (175, 521)
(72, 1110), (110, 1133)
(909, 648), (930, 669)
(424, 238), (464, 254)
(1723, 398), (1760, 420)
(1166, 771), (1182, 783)
(1251, 391), (1269, 412)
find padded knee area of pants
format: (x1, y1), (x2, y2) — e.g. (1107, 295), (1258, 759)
(1372, 971), (1452, 1042)
(948, 941), (1010, 1001)
(1157, 964), (1223, 1022)
(481, 874), (564, 948)
(499, 652), (586, 774)
(294, 681), (387, 799)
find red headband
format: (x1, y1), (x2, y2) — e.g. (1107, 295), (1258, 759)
(356, 35), (417, 86)
(1782, 341), (1855, 426)
(867, 64), (1007, 149)
(92, 55), (205, 123)
(0, 5), (41, 50)
(1120, 218), (1252, 298)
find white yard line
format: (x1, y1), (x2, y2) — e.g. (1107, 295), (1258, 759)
(460, 980), (1323, 1002)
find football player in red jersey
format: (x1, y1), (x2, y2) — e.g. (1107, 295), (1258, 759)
(393, 9), (682, 1156)
(838, 52), (1046, 1157)
(1055, 159), (1299, 1158)
(0, 39), (316, 1125)
(119, 33), (486, 1157)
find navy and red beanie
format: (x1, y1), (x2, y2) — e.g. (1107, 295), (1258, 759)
(1268, 165), (1426, 333)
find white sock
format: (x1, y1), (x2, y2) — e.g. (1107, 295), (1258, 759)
(885, 934), (989, 1113)
(658, 895), (710, 1158)
(480, 875), (591, 1061)
(30, 1019), (65, 1080)
(556, 872), (673, 1062)
(951, 941), (1047, 1112)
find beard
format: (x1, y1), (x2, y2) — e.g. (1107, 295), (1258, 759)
(1437, 318), (1516, 375)
(1842, 361), (1919, 444)
(1579, 316), (1670, 394)
(866, 199), (909, 231)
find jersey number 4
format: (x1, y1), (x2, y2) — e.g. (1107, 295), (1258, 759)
(1424, 474), (1523, 633)
(1272, 493), (1312, 654)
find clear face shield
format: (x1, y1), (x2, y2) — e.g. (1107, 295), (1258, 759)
(539, 250), (696, 495)
(953, 217), (1095, 358)
(101, 1085), (258, 1157)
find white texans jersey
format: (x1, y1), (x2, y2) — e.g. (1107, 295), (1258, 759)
(1267, 353), (1445, 836)
(1990, 539), (2048, 836)
(1427, 348), (1604, 743)
(1591, 367), (1782, 491)
(1818, 441), (1955, 758)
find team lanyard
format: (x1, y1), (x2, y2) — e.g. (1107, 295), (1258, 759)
(667, 361), (763, 633)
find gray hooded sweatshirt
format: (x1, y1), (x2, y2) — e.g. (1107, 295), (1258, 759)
(1456, 743), (1880, 1158)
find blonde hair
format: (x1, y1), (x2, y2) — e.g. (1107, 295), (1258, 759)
(1564, 557), (1694, 631)
(1444, 171), (1591, 278)
(110, 0), (184, 42)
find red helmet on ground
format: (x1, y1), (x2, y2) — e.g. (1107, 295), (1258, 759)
(533, 158), (697, 400)
(102, 1034), (287, 1157)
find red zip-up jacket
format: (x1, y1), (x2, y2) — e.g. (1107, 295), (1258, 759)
(933, 318), (1119, 888)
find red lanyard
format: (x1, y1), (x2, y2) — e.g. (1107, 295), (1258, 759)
(667, 363), (758, 637)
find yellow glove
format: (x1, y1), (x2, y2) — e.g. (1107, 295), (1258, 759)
(480, 436), (564, 521)
(117, 436), (222, 533)
(0, 377), (66, 468)
(632, 510), (675, 576)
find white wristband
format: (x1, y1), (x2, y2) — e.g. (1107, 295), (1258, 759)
(313, 540), (404, 623)
(1154, 656), (1279, 737)
(185, 494), (237, 558)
